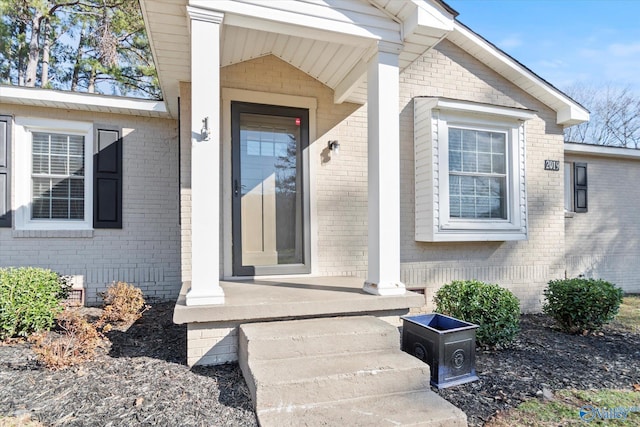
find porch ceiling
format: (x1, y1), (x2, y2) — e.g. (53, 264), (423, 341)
(139, 0), (454, 118)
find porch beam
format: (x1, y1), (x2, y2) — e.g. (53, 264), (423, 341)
(189, 0), (400, 47)
(333, 46), (376, 104)
(364, 42), (406, 296)
(186, 6), (225, 306)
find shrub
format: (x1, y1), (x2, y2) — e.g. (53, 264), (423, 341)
(543, 278), (623, 333)
(0, 267), (71, 340)
(30, 310), (104, 370)
(97, 281), (148, 329)
(434, 280), (521, 347)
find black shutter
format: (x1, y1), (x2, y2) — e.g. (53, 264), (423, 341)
(0, 115), (11, 228)
(94, 125), (122, 228)
(574, 162), (587, 213)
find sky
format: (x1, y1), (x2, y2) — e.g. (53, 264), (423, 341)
(446, 0), (640, 92)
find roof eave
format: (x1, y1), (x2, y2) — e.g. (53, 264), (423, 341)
(0, 85), (171, 118)
(449, 21), (589, 127)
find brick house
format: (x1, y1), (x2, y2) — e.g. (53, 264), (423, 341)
(1, 0), (617, 370)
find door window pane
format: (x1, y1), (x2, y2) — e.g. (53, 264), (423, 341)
(239, 113), (303, 267)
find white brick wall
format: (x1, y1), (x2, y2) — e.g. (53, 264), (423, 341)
(565, 153), (640, 293)
(0, 104), (181, 304)
(399, 40), (566, 312)
(187, 322), (239, 366)
(197, 47), (568, 312)
(219, 55), (369, 278)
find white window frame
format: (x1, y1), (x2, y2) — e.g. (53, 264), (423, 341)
(414, 98), (533, 242)
(14, 117), (93, 230)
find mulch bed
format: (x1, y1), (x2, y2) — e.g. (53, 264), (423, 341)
(1, 304), (639, 426)
(436, 315), (640, 426)
(0, 302), (257, 427)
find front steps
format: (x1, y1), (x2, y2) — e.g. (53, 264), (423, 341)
(239, 316), (467, 426)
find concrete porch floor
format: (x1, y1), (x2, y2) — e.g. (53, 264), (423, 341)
(174, 276), (425, 325)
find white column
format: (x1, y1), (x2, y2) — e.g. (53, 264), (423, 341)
(186, 7), (225, 306)
(363, 43), (406, 296)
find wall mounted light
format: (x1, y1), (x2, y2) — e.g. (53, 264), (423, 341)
(201, 116), (211, 141)
(328, 140), (340, 156)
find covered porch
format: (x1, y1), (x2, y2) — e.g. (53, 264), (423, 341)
(139, 0), (457, 311)
(174, 276), (425, 366)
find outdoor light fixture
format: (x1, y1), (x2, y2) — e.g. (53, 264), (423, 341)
(201, 116), (211, 141)
(328, 140), (340, 156)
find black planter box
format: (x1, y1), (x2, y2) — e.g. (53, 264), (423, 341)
(402, 313), (479, 389)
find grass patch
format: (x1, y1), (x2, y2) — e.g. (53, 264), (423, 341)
(487, 389), (640, 426)
(610, 295), (640, 333)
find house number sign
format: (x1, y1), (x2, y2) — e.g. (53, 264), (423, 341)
(544, 160), (560, 171)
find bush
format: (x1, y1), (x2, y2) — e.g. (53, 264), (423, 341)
(543, 278), (623, 333)
(30, 310), (104, 370)
(434, 280), (521, 347)
(97, 281), (148, 329)
(0, 267), (71, 340)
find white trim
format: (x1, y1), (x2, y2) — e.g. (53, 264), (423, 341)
(418, 97), (536, 121)
(0, 85), (169, 118)
(14, 117), (94, 231)
(564, 142), (640, 160)
(414, 98), (529, 242)
(186, 6), (223, 24)
(221, 88), (318, 278)
(189, 0), (399, 46)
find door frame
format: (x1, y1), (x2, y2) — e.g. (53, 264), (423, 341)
(221, 88), (318, 278)
(231, 101), (310, 276)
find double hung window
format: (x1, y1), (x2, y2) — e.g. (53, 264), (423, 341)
(414, 98), (534, 242)
(14, 118), (93, 230)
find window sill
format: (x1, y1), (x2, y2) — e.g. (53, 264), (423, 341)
(12, 229), (94, 238)
(417, 229), (527, 242)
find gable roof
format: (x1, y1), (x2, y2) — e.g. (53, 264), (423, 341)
(140, 0), (588, 126)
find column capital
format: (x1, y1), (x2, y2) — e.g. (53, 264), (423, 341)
(187, 6), (224, 24)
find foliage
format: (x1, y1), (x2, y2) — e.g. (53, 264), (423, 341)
(30, 309), (103, 370)
(0, 267), (70, 340)
(564, 83), (640, 148)
(434, 280), (520, 347)
(0, 0), (160, 98)
(543, 278), (623, 333)
(96, 281), (148, 330)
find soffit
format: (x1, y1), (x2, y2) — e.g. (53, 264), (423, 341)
(140, 0), (454, 117)
(140, 1), (586, 126)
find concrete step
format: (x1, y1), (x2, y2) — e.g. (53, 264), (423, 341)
(239, 315), (400, 361)
(239, 315), (466, 426)
(257, 390), (467, 427)
(248, 350), (431, 409)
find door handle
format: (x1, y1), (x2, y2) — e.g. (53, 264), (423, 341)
(234, 179), (239, 197)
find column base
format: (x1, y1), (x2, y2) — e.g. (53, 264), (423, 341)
(185, 286), (225, 306)
(363, 280), (406, 296)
